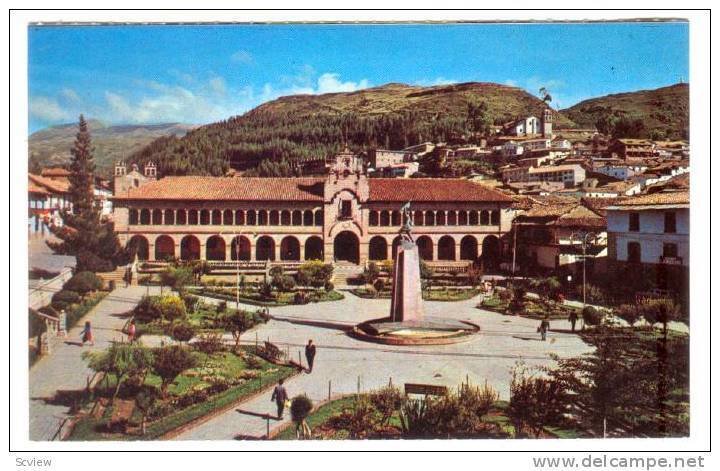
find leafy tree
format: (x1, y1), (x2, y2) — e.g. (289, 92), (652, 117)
(160, 267), (194, 292)
(64, 271), (103, 295)
(47, 115), (126, 272)
(539, 87), (552, 105)
(509, 364), (567, 438)
(290, 395), (314, 439)
(84, 343), (154, 402)
(152, 345), (197, 398)
(134, 387), (158, 435)
(370, 385), (405, 427)
(221, 310), (248, 350)
(465, 99), (493, 138)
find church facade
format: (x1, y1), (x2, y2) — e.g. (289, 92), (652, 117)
(112, 151), (514, 267)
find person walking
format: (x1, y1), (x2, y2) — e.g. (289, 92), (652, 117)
(538, 316), (550, 341)
(305, 339), (317, 373)
(271, 379), (289, 419)
(127, 319), (137, 343)
(568, 310), (578, 333)
(80, 321), (94, 346)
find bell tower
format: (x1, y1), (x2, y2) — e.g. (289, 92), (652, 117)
(542, 109), (553, 138)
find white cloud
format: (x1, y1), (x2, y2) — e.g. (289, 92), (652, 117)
(416, 77), (458, 86)
(316, 73), (370, 93)
(29, 96), (71, 123)
(208, 77), (227, 96)
(230, 49), (254, 64)
(60, 88), (81, 104)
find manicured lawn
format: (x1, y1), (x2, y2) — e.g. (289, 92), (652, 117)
(67, 348), (296, 441)
(188, 287), (344, 307)
(479, 294), (579, 320)
(350, 287), (481, 302)
(274, 395), (359, 440)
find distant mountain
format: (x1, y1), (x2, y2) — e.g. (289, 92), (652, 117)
(561, 83), (689, 140)
(28, 121), (197, 176)
(127, 82), (576, 177)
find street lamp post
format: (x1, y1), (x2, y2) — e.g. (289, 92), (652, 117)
(569, 231), (597, 309)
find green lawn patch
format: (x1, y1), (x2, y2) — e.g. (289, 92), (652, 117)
(66, 348), (296, 441)
(188, 287), (343, 306)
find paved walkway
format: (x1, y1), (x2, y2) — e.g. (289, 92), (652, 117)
(29, 285), (158, 441)
(177, 291), (593, 440)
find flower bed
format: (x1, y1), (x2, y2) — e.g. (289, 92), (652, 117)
(67, 348), (296, 441)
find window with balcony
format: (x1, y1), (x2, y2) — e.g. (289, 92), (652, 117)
(663, 243), (678, 258)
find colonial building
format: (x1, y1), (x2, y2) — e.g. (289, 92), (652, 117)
(28, 173), (71, 234)
(112, 151), (514, 268)
(512, 202), (607, 275)
(606, 190), (689, 297)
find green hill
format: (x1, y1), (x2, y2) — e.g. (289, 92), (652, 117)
(128, 82), (574, 177)
(561, 83), (688, 140)
(29, 121), (196, 176)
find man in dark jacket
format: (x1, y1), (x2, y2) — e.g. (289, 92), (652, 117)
(271, 379), (288, 419)
(305, 339), (317, 373)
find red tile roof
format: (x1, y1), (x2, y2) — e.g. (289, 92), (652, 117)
(114, 176), (325, 202)
(28, 173), (70, 194)
(368, 178), (513, 203)
(41, 167), (71, 177)
(612, 191), (689, 207)
(113, 176), (514, 204)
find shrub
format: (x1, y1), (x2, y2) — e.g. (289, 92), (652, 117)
(158, 295), (187, 323)
(373, 278), (386, 293)
(181, 294), (199, 313)
(64, 271), (103, 295)
(290, 395), (313, 423)
(293, 291), (309, 305)
(370, 385), (405, 426)
(29, 268), (60, 280)
(298, 261), (334, 287)
(259, 281), (274, 300)
(280, 275), (296, 292)
(76, 250), (114, 273)
(169, 323), (196, 343)
(362, 262), (381, 285)
(193, 332), (225, 355)
(134, 296), (162, 322)
(216, 300), (228, 314)
(324, 281), (334, 292)
(582, 306), (603, 327)
(51, 290), (81, 310)
(509, 364), (568, 438)
(328, 396), (378, 439)
(466, 265), (483, 287)
(615, 304), (641, 327)
(159, 267), (194, 292)
(509, 284), (527, 313)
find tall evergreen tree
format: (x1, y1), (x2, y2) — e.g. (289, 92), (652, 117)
(48, 115), (126, 272)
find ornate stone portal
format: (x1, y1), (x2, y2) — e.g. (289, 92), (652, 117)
(353, 203), (479, 345)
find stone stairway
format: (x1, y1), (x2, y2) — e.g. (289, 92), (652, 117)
(97, 267), (128, 288)
(331, 263), (364, 288)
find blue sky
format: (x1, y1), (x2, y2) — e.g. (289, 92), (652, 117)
(28, 22), (688, 132)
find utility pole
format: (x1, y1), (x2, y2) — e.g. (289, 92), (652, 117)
(235, 232), (240, 312)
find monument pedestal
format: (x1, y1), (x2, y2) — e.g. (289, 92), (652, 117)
(390, 240), (424, 323)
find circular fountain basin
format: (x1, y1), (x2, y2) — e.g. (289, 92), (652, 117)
(352, 316), (480, 345)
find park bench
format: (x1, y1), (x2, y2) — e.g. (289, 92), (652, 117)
(404, 383), (448, 397)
